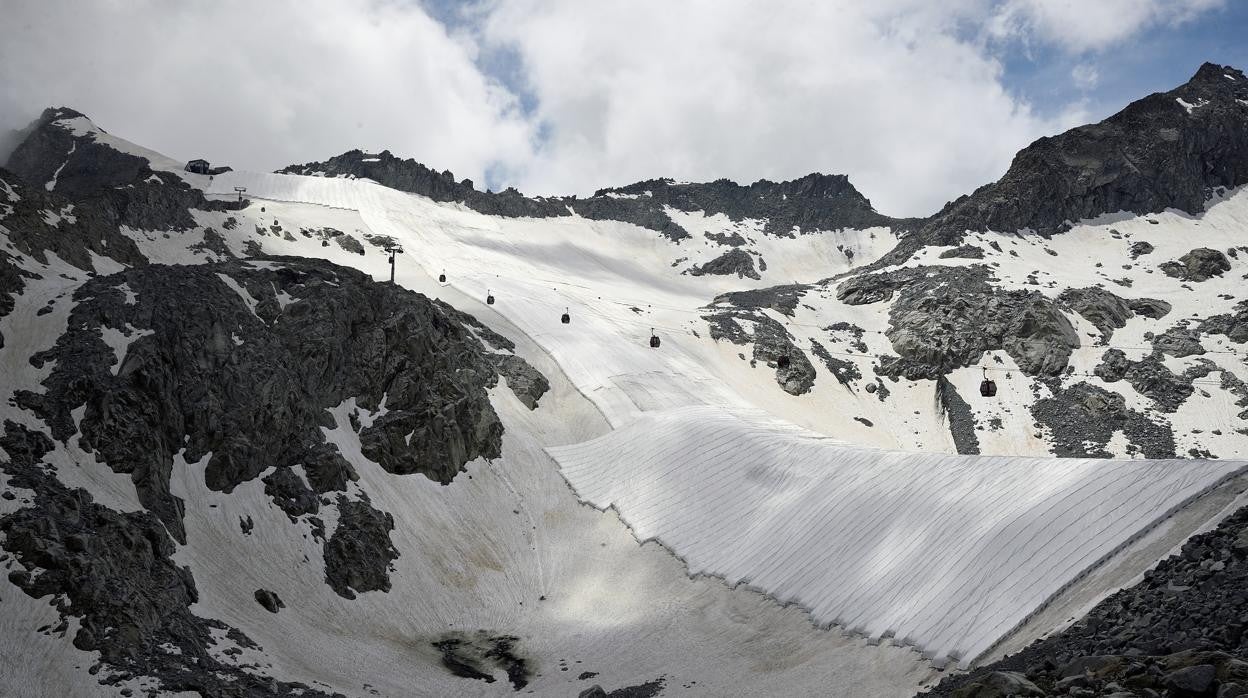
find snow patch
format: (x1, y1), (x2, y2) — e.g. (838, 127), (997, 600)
(215, 273), (261, 319)
(116, 282), (138, 305)
(270, 281), (296, 311)
(1175, 97), (1209, 114)
(46, 141), (77, 191)
(98, 323), (154, 374)
(0, 177), (18, 202)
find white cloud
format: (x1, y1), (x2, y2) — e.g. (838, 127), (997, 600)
(985, 0), (1225, 53)
(0, 0), (537, 191)
(0, 0), (1225, 219)
(1071, 63), (1101, 90)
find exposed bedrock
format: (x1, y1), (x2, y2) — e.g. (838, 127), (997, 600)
(936, 375), (981, 455)
(1031, 381), (1176, 458)
(810, 339), (862, 387)
(1201, 300), (1248, 343)
(2, 110), (245, 271)
(840, 266), (1077, 379)
(704, 311), (815, 395)
(0, 249), (36, 349)
(712, 283), (809, 317)
(1094, 349), (1195, 413)
(323, 497), (399, 600)
(15, 257), (540, 542)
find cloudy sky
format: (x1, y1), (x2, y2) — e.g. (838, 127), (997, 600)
(1, 0), (1245, 217)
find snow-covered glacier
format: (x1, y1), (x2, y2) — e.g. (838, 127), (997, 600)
(549, 406), (1248, 668)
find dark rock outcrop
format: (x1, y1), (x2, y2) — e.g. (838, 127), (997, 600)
(1161, 247), (1232, 281)
(810, 339), (862, 387)
(1129, 240), (1155, 259)
(0, 421), (332, 697)
(490, 354), (550, 410)
(1030, 381), (1176, 458)
(254, 589), (285, 613)
(1153, 326), (1207, 357)
(1127, 296), (1173, 319)
(15, 257), (527, 542)
(688, 248), (759, 279)
(323, 497), (399, 599)
(1095, 348), (1197, 412)
(939, 244), (985, 260)
(1058, 287), (1135, 339)
(936, 375), (981, 455)
(0, 249), (36, 349)
(705, 311), (815, 395)
(712, 283), (809, 317)
(1, 109), (245, 274)
(7, 107), (149, 197)
(432, 633), (532, 690)
(1201, 300), (1248, 343)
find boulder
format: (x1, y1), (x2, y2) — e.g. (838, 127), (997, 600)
(1161, 248), (1232, 282)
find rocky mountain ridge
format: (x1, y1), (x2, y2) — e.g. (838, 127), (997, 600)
(280, 149), (896, 241)
(896, 62), (1248, 260)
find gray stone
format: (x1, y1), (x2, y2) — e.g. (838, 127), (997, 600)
(1161, 248), (1232, 282)
(254, 589), (285, 613)
(688, 248), (759, 279)
(1164, 664), (1217, 695)
(951, 671), (1045, 697)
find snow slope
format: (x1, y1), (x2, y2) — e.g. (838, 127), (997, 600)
(199, 169), (896, 431)
(189, 168), (1248, 674)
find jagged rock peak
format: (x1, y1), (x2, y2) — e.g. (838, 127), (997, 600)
(917, 62), (1248, 244)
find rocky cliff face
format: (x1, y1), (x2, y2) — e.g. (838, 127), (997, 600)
(280, 150), (895, 240)
(0, 421), (337, 697)
(16, 257), (519, 543)
(0, 113), (550, 694)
